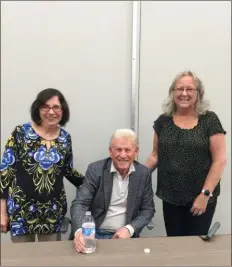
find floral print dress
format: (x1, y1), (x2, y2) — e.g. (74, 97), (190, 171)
(0, 123), (84, 236)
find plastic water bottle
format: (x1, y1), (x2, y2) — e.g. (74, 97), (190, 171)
(82, 211), (96, 254)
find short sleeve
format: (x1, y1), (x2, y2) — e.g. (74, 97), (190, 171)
(153, 114), (166, 136)
(206, 111), (226, 137)
(0, 126), (21, 199)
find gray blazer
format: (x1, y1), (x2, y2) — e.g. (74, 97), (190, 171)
(70, 157), (155, 237)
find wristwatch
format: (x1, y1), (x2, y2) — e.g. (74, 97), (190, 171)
(201, 189), (213, 197)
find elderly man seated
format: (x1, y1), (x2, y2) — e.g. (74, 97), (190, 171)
(70, 129), (155, 253)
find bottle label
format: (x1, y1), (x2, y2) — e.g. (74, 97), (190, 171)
(82, 223), (95, 237)
(82, 227), (95, 236)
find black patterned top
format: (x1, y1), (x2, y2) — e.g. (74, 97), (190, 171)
(0, 123), (84, 236)
(153, 111), (226, 206)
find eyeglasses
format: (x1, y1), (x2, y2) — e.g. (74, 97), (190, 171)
(173, 87), (197, 94)
(40, 104), (62, 113)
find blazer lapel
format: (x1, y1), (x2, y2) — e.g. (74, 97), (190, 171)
(103, 167), (113, 211)
(126, 172), (140, 222)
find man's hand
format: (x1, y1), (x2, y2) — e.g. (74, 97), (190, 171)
(190, 193), (209, 216)
(1, 212), (9, 233)
(73, 230), (86, 253)
(112, 227), (131, 239)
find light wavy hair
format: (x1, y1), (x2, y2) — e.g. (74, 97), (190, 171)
(109, 129), (138, 147)
(162, 70), (210, 115)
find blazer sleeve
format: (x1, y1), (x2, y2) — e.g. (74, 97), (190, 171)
(70, 163), (99, 233)
(129, 170), (155, 235)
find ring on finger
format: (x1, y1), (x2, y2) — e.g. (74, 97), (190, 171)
(193, 210), (198, 216)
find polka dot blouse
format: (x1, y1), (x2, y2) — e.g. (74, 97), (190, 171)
(153, 111), (226, 206)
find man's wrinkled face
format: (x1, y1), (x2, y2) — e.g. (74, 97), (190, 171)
(109, 137), (138, 175)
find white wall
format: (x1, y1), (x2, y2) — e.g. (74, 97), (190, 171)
(138, 1), (231, 237)
(1, 0), (133, 242)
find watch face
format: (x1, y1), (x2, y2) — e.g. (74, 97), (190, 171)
(204, 190), (210, 196)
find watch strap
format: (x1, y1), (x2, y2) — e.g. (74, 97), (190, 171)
(201, 189), (213, 197)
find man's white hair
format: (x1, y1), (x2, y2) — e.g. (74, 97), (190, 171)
(109, 129), (138, 147)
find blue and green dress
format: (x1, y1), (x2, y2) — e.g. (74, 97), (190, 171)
(0, 122), (84, 236)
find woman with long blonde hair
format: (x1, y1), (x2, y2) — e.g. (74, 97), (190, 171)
(146, 71), (227, 236)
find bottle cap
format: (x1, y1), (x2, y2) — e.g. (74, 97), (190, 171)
(85, 211), (91, 216)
